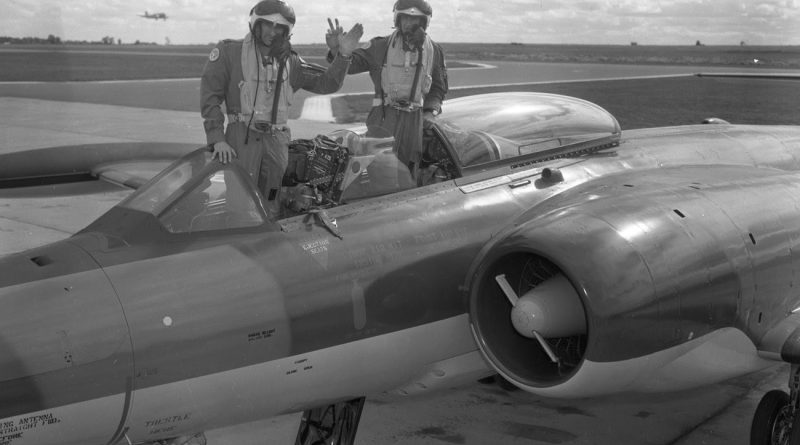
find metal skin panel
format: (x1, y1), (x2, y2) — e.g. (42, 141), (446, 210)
(70, 180), (549, 443)
(103, 186), (534, 343)
(0, 394), (131, 445)
(103, 244), (292, 387)
(2, 163), (554, 444)
(469, 164), (800, 396)
(6, 120), (800, 441)
(516, 327), (771, 399)
(119, 315), (481, 442)
(0, 240), (132, 445)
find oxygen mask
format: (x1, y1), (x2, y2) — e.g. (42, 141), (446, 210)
(267, 33), (292, 60)
(402, 25), (426, 51)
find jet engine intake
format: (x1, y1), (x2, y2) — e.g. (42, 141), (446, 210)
(470, 252), (587, 388)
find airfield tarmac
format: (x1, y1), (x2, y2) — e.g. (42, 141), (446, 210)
(0, 60), (798, 444)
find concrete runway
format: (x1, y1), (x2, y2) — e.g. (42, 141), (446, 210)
(3, 59), (797, 116)
(1, 60), (797, 444)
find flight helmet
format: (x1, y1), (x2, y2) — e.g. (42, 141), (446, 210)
(393, 0), (432, 30)
(249, 0), (296, 35)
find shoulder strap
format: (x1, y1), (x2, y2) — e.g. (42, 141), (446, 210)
(378, 37), (391, 121)
(408, 49), (424, 104)
(271, 58), (286, 125)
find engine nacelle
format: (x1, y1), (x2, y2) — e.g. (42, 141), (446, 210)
(469, 168), (800, 398)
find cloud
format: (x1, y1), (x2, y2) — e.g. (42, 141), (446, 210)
(1, 0), (798, 45)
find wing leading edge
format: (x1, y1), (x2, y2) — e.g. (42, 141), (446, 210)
(0, 142), (200, 192)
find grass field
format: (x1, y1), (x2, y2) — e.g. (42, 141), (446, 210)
(441, 43), (800, 68)
(333, 76), (800, 129)
(2, 43), (799, 82)
(1, 43), (798, 130)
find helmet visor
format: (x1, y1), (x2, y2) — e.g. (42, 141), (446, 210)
(395, 7), (429, 17)
(393, 0), (432, 16)
(250, 13), (292, 34)
(250, 0), (295, 31)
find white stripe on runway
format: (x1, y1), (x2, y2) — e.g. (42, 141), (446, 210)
(300, 94), (338, 122)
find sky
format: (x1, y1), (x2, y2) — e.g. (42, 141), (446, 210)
(3, 0), (799, 46)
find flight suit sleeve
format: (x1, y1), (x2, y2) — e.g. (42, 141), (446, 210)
(290, 52), (352, 95)
(347, 41), (378, 75)
(423, 42), (448, 114)
(200, 42), (231, 145)
(326, 37), (384, 75)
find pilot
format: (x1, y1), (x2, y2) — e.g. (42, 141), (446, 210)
(200, 0), (363, 218)
(325, 0), (448, 181)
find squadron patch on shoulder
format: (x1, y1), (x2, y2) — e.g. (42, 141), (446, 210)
(209, 48), (220, 62)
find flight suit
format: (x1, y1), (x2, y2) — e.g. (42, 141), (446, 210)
(201, 34), (352, 218)
(331, 30), (448, 171)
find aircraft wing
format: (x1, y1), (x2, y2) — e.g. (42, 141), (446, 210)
(0, 142), (200, 193)
(91, 160), (177, 189)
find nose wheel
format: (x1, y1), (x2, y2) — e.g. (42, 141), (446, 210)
(751, 365), (800, 445)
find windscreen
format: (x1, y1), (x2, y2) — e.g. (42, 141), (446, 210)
(120, 149), (214, 215)
(118, 148), (266, 232)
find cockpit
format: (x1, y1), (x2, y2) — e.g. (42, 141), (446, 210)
(119, 151), (267, 233)
(115, 92), (621, 234)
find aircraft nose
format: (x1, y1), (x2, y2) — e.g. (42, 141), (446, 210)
(0, 238), (133, 427)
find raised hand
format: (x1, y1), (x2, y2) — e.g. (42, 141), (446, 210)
(325, 18), (343, 53)
(337, 23), (363, 57)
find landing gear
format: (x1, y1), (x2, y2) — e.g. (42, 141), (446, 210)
(751, 390), (791, 444)
(295, 397), (365, 445)
(751, 365), (800, 445)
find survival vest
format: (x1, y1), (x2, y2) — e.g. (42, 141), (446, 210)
(240, 33), (292, 127)
(380, 30), (434, 108)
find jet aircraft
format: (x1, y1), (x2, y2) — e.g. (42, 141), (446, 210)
(1, 92), (800, 445)
(139, 11), (167, 20)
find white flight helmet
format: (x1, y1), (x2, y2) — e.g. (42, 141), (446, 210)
(249, 0), (296, 35)
(393, 0), (433, 30)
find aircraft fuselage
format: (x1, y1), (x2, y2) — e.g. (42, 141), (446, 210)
(3, 124), (800, 444)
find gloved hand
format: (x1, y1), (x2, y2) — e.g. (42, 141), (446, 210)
(423, 111), (435, 128)
(326, 18), (342, 54)
(336, 23), (364, 58)
(211, 141), (237, 164)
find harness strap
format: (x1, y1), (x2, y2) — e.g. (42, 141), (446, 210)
(271, 58), (286, 125)
(408, 49), (424, 105)
(379, 40), (389, 121)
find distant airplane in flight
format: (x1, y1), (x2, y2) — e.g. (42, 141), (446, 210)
(139, 11), (167, 20)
